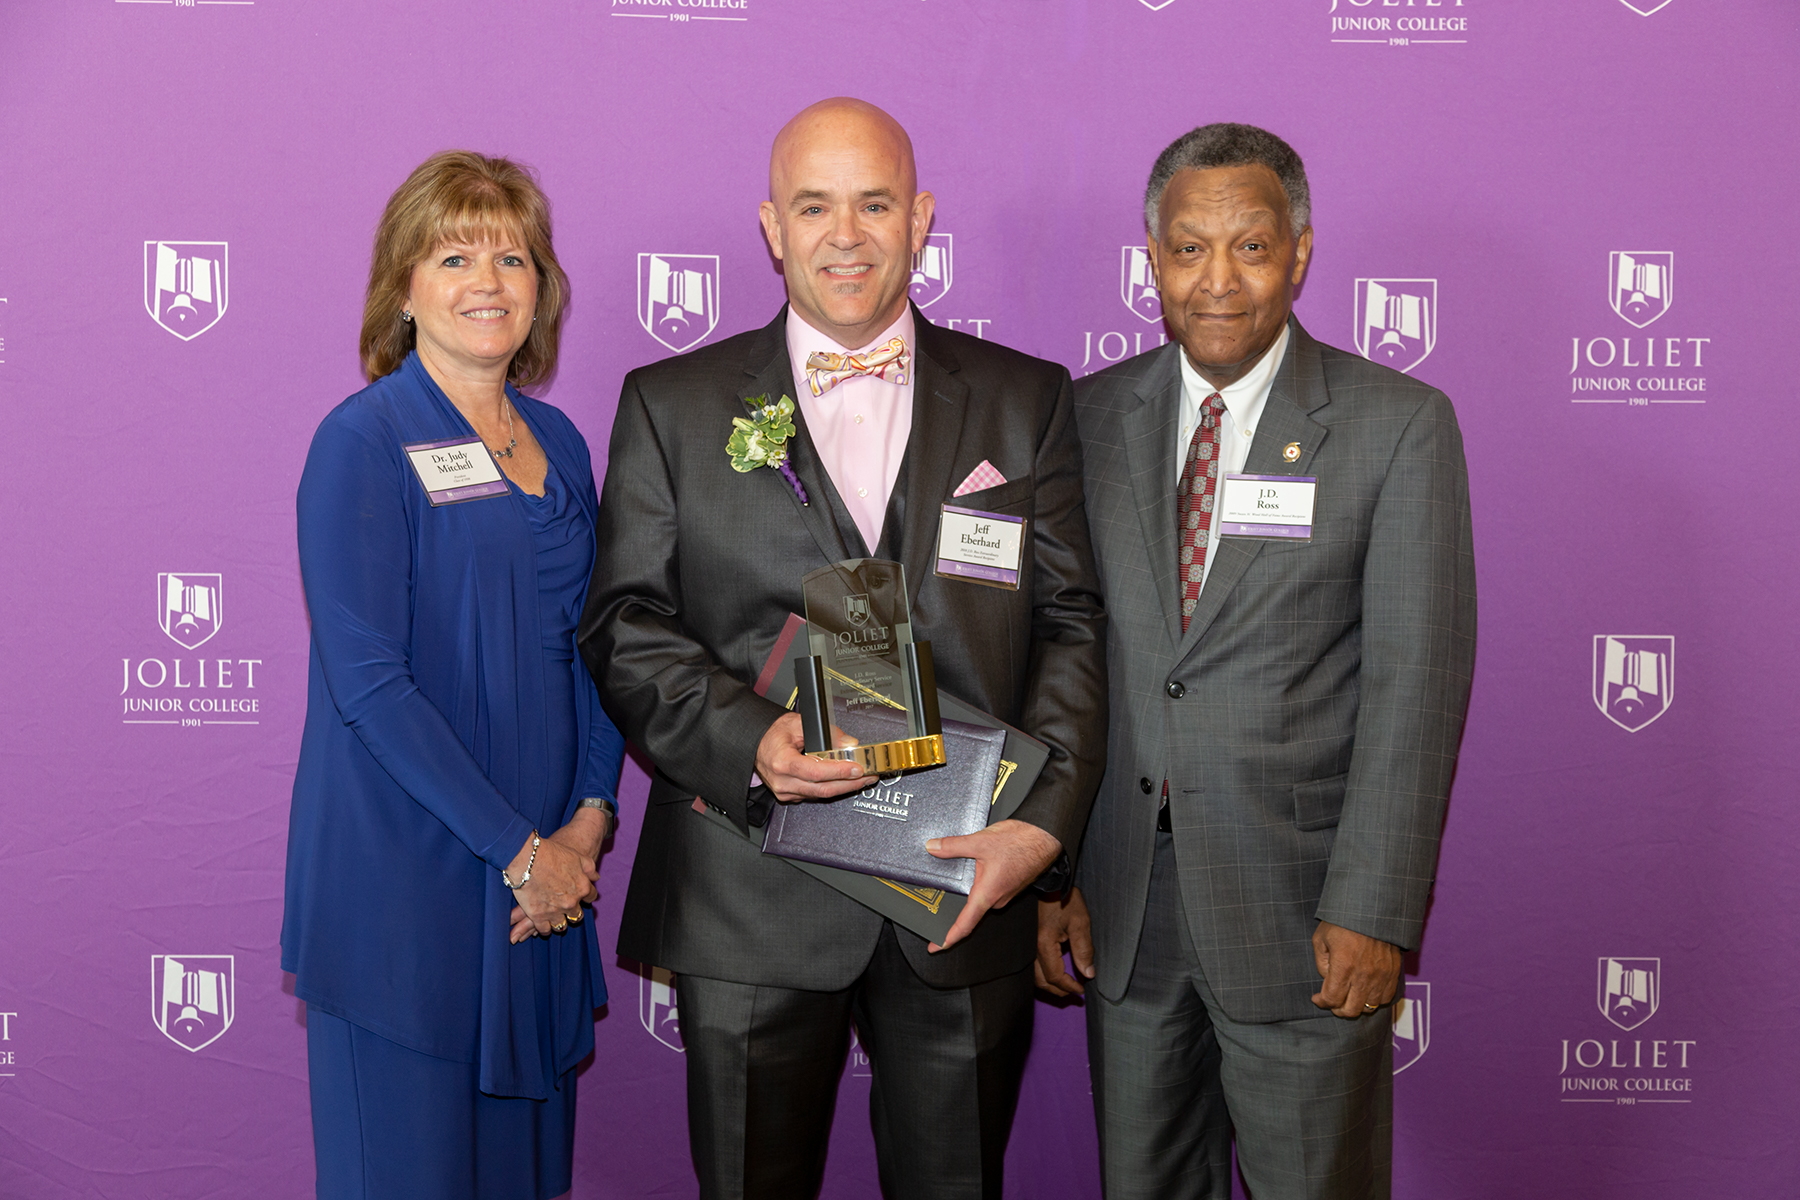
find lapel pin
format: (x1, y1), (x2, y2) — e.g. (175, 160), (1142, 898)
(1282, 442), (1302, 462)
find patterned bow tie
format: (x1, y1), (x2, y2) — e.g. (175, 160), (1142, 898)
(804, 336), (910, 397)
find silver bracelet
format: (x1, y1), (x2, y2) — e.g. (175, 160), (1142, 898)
(501, 831), (541, 890)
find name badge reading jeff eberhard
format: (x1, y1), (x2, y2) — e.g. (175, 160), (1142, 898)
(935, 505), (1025, 590)
(1218, 474), (1317, 541)
(404, 437), (508, 506)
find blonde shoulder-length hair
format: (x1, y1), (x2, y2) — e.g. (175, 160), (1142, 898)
(359, 151), (569, 389)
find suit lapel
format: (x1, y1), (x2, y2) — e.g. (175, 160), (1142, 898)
(1174, 319), (1332, 660)
(739, 308), (855, 565)
(1121, 344), (1185, 649)
(893, 310), (970, 597)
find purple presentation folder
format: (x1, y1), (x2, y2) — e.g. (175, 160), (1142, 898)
(762, 714), (1007, 894)
(691, 613), (1049, 944)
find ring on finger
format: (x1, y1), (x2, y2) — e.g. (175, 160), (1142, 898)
(1362, 1002), (1379, 1013)
(552, 921), (568, 933)
(567, 909), (583, 924)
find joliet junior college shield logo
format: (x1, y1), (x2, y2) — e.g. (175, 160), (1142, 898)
(1599, 957), (1659, 1031)
(152, 955), (234, 1051)
(1593, 635), (1673, 732)
(1354, 278), (1436, 375)
(638, 253), (719, 353)
(144, 241), (228, 341)
(1121, 246), (1163, 323)
(1116, 244), (1159, 323)
(1392, 981), (1430, 1073)
(640, 965), (683, 1051)
(159, 572), (223, 650)
(909, 233), (953, 308)
(1610, 251), (1674, 328)
(844, 593), (871, 627)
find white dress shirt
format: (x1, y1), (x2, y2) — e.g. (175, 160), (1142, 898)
(1175, 323), (1291, 595)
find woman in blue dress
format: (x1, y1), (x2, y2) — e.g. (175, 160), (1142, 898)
(282, 150), (624, 1200)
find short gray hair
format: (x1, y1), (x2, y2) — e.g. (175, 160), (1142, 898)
(1143, 123), (1311, 237)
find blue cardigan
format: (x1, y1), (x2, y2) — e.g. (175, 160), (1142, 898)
(281, 352), (624, 1098)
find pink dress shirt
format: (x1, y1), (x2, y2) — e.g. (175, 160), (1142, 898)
(785, 306), (916, 555)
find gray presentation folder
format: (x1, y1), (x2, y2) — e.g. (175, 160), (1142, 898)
(762, 713), (1007, 893)
(693, 613), (1050, 944)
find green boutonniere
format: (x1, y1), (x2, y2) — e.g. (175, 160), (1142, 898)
(727, 394), (809, 504)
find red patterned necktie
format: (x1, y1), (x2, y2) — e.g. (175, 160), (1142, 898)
(804, 336), (910, 397)
(1177, 392), (1227, 631)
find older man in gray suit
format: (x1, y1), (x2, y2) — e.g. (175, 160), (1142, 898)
(1037, 124), (1476, 1199)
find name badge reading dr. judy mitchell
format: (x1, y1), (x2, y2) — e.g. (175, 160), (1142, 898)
(935, 505), (1026, 590)
(403, 436), (508, 506)
(1218, 474), (1317, 540)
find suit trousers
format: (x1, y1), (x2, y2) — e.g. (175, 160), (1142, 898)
(674, 921), (1035, 1200)
(1087, 832), (1393, 1200)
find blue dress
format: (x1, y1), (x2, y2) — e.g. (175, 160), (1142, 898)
(284, 353), (624, 1199)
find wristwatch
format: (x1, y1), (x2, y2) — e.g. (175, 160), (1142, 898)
(578, 795), (617, 834)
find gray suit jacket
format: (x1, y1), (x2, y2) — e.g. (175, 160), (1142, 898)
(581, 306), (1107, 991)
(1072, 318), (1475, 1023)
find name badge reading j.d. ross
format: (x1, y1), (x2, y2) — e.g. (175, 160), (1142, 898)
(404, 437), (509, 506)
(936, 505), (1026, 590)
(1219, 474), (1317, 540)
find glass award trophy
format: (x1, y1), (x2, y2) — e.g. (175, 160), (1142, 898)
(793, 559), (946, 775)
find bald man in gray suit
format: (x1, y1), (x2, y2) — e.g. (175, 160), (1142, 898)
(1037, 124), (1476, 1199)
(584, 99), (1106, 1200)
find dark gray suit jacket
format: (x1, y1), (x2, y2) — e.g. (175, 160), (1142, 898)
(1072, 319), (1475, 1023)
(581, 306), (1107, 991)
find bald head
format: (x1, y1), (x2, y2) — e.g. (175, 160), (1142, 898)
(759, 97), (935, 350)
(769, 97), (918, 202)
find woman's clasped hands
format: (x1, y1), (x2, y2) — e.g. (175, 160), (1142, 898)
(505, 808), (608, 944)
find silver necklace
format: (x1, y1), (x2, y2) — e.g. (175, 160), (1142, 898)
(490, 398), (517, 459)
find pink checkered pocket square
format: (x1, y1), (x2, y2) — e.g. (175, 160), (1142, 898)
(952, 460), (1007, 498)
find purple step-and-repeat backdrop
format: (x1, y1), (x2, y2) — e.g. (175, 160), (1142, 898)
(2, 1), (1796, 1196)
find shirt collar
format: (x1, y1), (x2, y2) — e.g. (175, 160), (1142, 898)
(786, 304), (915, 367)
(1178, 322), (1291, 431)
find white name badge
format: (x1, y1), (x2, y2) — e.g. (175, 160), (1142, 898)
(936, 504), (1026, 590)
(404, 437), (508, 506)
(1218, 474), (1317, 540)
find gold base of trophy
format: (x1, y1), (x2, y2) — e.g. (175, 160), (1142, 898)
(809, 734), (946, 775)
